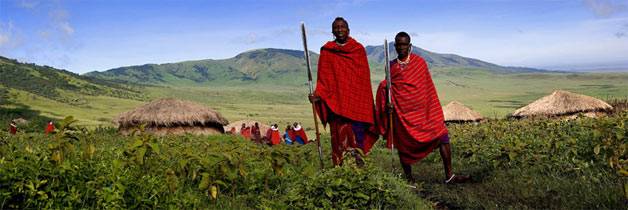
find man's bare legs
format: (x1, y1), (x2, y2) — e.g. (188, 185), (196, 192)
(401, 142), (469, 184)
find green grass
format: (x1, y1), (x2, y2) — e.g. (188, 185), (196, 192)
(1, 111), (626, 209)
(3, 69), (627, 139)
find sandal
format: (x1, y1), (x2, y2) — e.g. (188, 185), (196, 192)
(445, 174), (471, 185)
(406, 174), (417, 188)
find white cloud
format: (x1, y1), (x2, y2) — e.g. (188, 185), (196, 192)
(50, 9), (70, 20)
(16, 0), (39, 9)
(247, 34), (257, 43)
(616, 23), (628, 38)
(583, 0), (627, 18)
(0, 21), (16, 48)
(57, 22), (74, 36)
(37, 30), (50, 39)
(0, 33), (8, 48)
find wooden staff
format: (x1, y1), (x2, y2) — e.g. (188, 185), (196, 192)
(384, 39), (394, 173)
(301, 22), (324, 170)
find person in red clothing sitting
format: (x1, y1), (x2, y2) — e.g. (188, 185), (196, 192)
(9, 120), (17, 135)
(266, 124), (281, 146)
(292, 122), (308, 145)
(283, 125), (294, 145)
(240, 123), (251, 139)
(46, 120), (55, 134)
(251, 122), (262, 143)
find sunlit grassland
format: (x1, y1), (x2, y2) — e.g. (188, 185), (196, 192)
(431, 69), (628, 117)
(3, 69), (626, 139)
(3, 88), (145, 126)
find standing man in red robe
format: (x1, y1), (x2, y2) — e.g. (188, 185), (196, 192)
(309, 17), (378, 166)
(46, 120), (54, 134)
(9, 120), (17, 135)
(375, 32), (470, 185)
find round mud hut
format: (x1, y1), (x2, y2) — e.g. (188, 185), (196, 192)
(510, 90), (613, 119)
(224, 119), (270, 138)
(442, 101), (485, 123)
(112, 97), (228, 136)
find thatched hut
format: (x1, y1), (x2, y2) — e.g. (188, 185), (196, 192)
(442, 101), (485, 123)
(510, 90), (613, 119)
(224, 119), (270, 138)
(112, 97), (228, 136)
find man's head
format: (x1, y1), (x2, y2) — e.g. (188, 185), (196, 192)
(332, 17), (350, 44)
(255, 122), (259, 127)
(241, 123), (246, 128)
(293, 122), (298, 127)
(394, 32), (412, 60)
(286, 125), (291, 129)
(274, 124), (278, 128)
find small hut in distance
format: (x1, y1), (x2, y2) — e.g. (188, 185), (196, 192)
(510, 90), (613, 119)
(112, 97), (228, 136)
(442, 101), (485, 123)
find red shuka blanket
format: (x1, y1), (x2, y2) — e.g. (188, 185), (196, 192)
(46, 123), (54, 134)
(241, 128), (251, 139)
(284, 129), (294, 140)
(267, 128), (281, 145)
(10, 124), (16, 135)
(292, 127), (308, 144)
(375, 54), (448, 151)
(315, 37), (375, 125)
(251, 126), (262, 142)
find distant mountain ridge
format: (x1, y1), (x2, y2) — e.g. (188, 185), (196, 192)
(85, 45), (555, 87)
(365, 43), (551, 74)
(85, 48), (319, 86)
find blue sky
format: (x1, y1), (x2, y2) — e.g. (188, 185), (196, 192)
(1, 0), (627, 74)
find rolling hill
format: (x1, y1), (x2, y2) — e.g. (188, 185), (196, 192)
(365, 43), (551, 74)
(84, 45), (555, 87)
(84, 48), (320, 87)
(0, 56), (147, 105)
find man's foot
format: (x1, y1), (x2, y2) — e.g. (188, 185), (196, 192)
(404, 174), (419, 189)
(445, 174), (471, 185)
(406, 174), (416, 185)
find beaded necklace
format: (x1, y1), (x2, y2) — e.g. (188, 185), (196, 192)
(396, 54), (411, 69)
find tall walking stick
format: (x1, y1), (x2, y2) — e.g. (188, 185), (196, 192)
(301, 22), (324, 170)
(384, 39), (394, 173)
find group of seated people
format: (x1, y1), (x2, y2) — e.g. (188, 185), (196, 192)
(230, 122), (308, 146)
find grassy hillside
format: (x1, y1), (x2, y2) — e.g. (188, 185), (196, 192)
(0, 56), (149, 128)
(3, 67), (627, 138)
(84, 49), (320, 87)
(365, 43), (553, 74)
(0, 56), (146, 104)
(85, 47), (556, 88)
(2, 53), (627, 138)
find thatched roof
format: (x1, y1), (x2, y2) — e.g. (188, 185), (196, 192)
(224, 120), (271, 137)
(442, 101), (485, 122)
(511, 90), (613, 117)
(112, 97), (228, 127)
